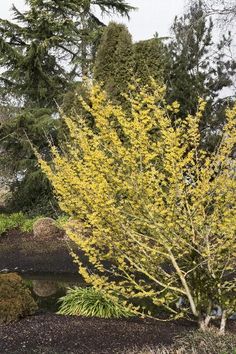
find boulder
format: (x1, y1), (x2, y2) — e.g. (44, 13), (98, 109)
(33, 217), (64, 239)
(32, 280), (58, 297)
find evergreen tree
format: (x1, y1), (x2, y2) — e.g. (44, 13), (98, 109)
(0, 107), (59, 215)
(166, 0), (236, 150)
(133, 35), (169, 86)
(0, 0), (134, 105)
(94, 23), (169, 103)
(24, 0), (134, 78)
(0, 1), (134, 214)
(94, 22), (134, 103)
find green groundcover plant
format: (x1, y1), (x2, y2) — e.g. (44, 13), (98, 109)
(0, 212), (70, 237)
(0, 212), (40, 235)
(58, 286), (133, 318)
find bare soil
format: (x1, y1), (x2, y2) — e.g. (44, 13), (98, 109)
(0, 229), (77, 275)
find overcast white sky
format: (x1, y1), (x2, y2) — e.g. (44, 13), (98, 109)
(1, 0), (187, 41)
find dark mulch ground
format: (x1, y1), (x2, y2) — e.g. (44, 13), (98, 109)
(1, 230), (236, 353)
(0, 314), (196, 354)
(0, 229), (77, 274)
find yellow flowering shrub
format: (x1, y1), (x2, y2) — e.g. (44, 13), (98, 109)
(39, 80), (236, 333)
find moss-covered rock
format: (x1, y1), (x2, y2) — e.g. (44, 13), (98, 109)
(32, 280), (58, 297)
(33, 217), (64, 239)
(0, 273), (38, 324)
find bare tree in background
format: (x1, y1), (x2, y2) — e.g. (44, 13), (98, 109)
(190, 0), (236, 27)
(208, 1), (236, 24)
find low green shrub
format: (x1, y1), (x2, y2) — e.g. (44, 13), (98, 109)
(55, 215), (70, 229)
(0, 213), (23, 234)
(20, 217), (39, 232)
(0, 273), (38, 324)
(58, 286), (132, 318)
(0, 212), (40, 235)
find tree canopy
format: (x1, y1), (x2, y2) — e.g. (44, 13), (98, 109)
(0, 0), (134, 214)
(167, 0), (236, 150)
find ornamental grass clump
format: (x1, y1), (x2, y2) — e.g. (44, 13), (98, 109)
(58, 286), (132, 318)
(39, 80), (236, 333)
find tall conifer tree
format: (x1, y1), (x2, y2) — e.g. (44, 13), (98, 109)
(94, 22), (134, 103)
(94, 23), (168, 103)
(133, 36), (168, 86)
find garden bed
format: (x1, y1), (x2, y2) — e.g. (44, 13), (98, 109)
(0, 229), (77, 275)
(0, 314), (196, 354)
(1, 229), (236, 354)
(1, 315), (236, 354)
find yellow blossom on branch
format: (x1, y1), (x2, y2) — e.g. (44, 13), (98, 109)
(39, 80), (236, 332)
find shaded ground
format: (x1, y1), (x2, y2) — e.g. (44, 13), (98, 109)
(1, 230), (236, 354)
(0, 229), (77, 274)
(0, 314), (197, 354)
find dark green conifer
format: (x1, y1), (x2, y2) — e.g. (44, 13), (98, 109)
(94, 22), (134, 103)
(133, 36), (169, 85)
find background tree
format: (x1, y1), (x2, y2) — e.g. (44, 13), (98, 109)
(20, 0), (135, 78)
(166, 0), (236, 150)
(0, 108), (59, 214)
(0, 0), (133, 214)
(94, 22), (134, 103)
(40, 81), (236, 333)
(193, 0), (236, 27)
(0, 0), (68, 213)
(94, 23), (168, 103)
(133, 35), (169, 86)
